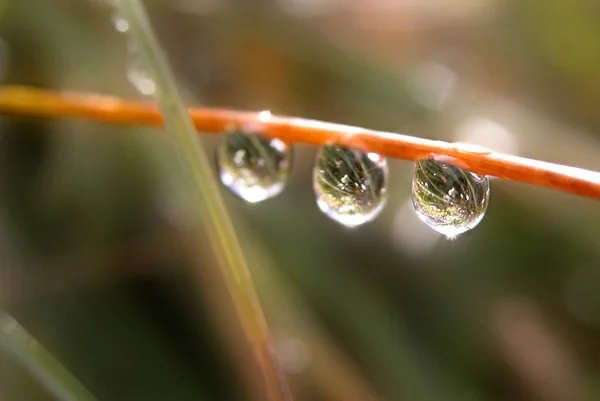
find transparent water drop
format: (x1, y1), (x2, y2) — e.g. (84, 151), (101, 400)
(127, 60), (156, 96)
(412, 159), (490, 238)
(216, 130), (293, 203)
(314, 146), (388, 227)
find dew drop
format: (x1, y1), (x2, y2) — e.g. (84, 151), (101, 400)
(127, 60), (156, 96)
(314, 146), (388, 227)
(216, 130), (293, 203)
(411, 159), (490, 238)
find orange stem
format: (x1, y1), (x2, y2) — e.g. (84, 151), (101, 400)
(1, 85), (599, 200)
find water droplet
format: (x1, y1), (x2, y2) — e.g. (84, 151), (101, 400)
(216, 131), (293, 203)
(111, 14), (129, 33)
(314, 146), (388, 227)
(127, 60), (156, 96)
(412, 159), (490, 238)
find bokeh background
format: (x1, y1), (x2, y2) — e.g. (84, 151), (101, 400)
(1, 0), (600, 400)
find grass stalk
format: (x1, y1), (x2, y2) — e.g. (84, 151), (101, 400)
(0, 312), (97, 401)
(111, 1), (292, 400)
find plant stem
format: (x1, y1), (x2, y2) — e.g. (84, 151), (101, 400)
(0, 85), (599, 200)
(0, 312), (98, 401)
(111, 1), (292, 400)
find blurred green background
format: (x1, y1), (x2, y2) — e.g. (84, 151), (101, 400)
(1, 0), (600, 400)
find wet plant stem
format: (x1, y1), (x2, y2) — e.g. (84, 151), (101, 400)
(0, 85), (599, 200)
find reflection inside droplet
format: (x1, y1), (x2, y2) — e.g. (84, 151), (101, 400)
(314, 145), (388, 227)
(412, 159), (490, 238)
(216, 131), (293, 203)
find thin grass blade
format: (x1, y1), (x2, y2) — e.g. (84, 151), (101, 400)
(0, 312), (97, 401)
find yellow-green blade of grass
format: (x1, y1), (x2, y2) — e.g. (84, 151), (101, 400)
(0, 312), (97, 401)
(113, 1), (292, 400)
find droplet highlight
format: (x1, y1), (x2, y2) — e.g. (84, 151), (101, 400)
(216, 131), (293, 203)
(314, 146), (388, 227)
(411, 159), (490, 238)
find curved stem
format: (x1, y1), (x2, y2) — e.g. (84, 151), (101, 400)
(0, 85), (599, 200)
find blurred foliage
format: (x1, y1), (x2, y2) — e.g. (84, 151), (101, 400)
(1, 1), (600, 401)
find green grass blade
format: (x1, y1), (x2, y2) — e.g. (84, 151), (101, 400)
(113, 1), (293, 400)
(0, 312), (97, 401)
